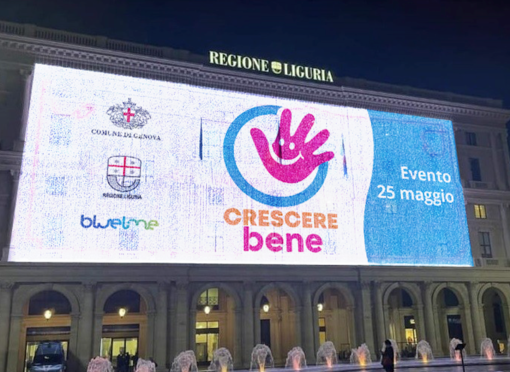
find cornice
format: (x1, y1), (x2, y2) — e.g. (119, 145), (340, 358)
(1, 33), (509, 125)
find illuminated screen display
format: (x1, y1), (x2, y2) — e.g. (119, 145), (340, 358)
(8, 64), (473, 266)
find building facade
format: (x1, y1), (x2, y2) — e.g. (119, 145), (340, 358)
(0, 20), (510, 372)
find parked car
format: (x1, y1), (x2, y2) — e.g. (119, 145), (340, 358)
(28, 341), (66, 372)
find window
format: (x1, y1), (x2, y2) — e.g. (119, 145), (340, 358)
(479, 232), (492, 258)
(195, 321), (219, 363)
(474, 204), (487, 219)
(466, 132), (477, 146)
(198, 288), (219, 310)
(319, 317), (326, 345)
(469, 158), (482, 181)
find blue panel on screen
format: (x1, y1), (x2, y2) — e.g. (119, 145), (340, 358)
(364, 110), (472, 266)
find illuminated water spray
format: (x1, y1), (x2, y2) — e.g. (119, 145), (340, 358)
(285, 347), (306, 371)
(208, 348), (234, 372)
(171, 351), (198, 372)
(316, 341), (337, 368)
(350, 344), (371, 366)
(481, 338), (495, 360)
(250, 344), (274, 372)
(416, 340), (433, 363)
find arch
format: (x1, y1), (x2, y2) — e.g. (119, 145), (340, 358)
(383, 282), (422, 308)
(11, 283), (80, 316)
(431, 283), (469, 309)
(95, 283), (156, 314)
(478, 283), (510, 307)
(313, 282), (355, 308)
(254, 282), (301, 309)
(190, 282), (242, 311)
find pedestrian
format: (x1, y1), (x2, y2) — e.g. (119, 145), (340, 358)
(381, 339), (394, 372)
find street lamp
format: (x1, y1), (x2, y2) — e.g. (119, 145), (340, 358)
(44, 309), (52, 320)
(204, 305), (211, 315)
(118, 308), (127, 318)
(317, 303), (324, 312)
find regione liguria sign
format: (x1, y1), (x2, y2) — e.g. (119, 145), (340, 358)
(209, 51), (334, 83)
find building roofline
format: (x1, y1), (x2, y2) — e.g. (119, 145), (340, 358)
(1, 20), (509, 124)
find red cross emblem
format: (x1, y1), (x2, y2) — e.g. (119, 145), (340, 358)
(107, 156), (142, 192)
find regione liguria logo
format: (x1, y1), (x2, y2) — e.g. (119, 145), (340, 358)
(224, 105), (334, 207)
(107, 98), (151, 130)
(107, 156), (142, 192)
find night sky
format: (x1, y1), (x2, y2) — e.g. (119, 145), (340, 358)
(0, 0), (509, 108)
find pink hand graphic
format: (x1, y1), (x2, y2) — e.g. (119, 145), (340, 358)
(250, 109), (334, 183)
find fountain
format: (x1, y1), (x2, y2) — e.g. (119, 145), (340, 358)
(250, 344), (274, 372)
(388, 339), (400, 362)
(415, 340), (433, 363)
(87, 357), (113, 372)
(481, 338), (495, 360)
(285, 347), (306, 370)
(449, 338), (466, 361)
(350, 344), (371, 366)
(208, 348), (234, 372)
(135, 358), (157, 372)
(171, 350), (199, 372)
(316, 341), (337, 368)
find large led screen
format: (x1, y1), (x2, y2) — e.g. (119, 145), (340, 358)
(8, 64), (473, 266)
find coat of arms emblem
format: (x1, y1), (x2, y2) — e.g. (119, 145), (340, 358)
(107, 156), (142, 192)
(107, 98), (151, 130)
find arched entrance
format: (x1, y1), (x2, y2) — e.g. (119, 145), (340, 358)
(387, 288), (417, 357)
(21, 290), (72, 372)
(436, 288), (466, 355)
(100, 290), (147, 371)
(192, 287), (237, 365)
(256, 286), (299, 366)
(313, 286), (355, 360)
(482, 288), (509, 354)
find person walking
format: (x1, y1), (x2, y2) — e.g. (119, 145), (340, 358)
(381, 339), (395, 372)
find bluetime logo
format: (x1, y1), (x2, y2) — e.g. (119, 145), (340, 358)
(81, 215), (158, 230)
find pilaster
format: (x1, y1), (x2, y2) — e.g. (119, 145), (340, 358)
(360, 281), (375, 357)
(154, 282), (168, 371)
(0, 282), (13, 372)
(301, 282), (315, 364)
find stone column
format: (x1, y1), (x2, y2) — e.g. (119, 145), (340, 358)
(154, 282), (168, 372)
(468, 282), (485, 351)
(373, 281), (386, 351)
(500, 130), (510, 188)
(491, 132), (506, 190)
(174, 281), (189, 353)
(146, 311), (156, 360)
(77, 283), (95, 369)
(461, 304), (476, 355)
(242, 283), (254, 368)
(500, 204), (510, 257)
(301, 283), (315, 364)
(421, 282), (438, 354)
(233, 309), (242, 369)
(92, 312), (104, 357)
(188, 309), (196, 354)
(253, 307), (261, 345)
(360, 281), (376, 357)
(1, 171), (20, 262)
(2, 69), (33, 261)
(293, 307), (302, 354)
(5, 313), (22, 372)
(68, 313), (81, 372)
(13, 69), (34, 153)
(0, 282), (13, 372)
(416, 304), (426, 341)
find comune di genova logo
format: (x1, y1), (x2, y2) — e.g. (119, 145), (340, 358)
(223, 105), (334, 207)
